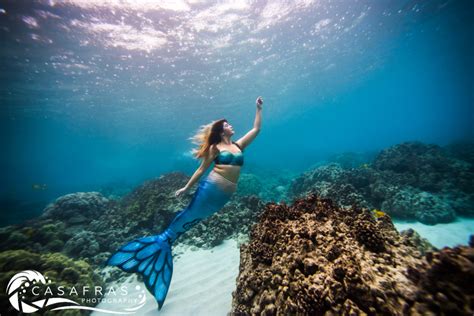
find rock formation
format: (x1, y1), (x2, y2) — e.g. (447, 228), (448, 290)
(231, 194), (473, 315)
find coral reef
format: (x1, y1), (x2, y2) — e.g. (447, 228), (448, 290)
(231, 193), (473, 315)
(41, 192), (111, 227)
(289, 163), (371, 210)
(236, 171), (294, 203)
(0, 172), (265, 270)
(373, 141), (474, 218)
(381, 188), (456, 224)
(118, 172), (190, 233)
(97, 180), (134, 200)
(289, 141), (474, 224)
(399, 228), (437, 256)
(236, 173), (263, 197)
(0, 174), (190, 260)
(409, 245), (474, 314)
(327, 151), (377, 169)
(64, 230), (101, 259)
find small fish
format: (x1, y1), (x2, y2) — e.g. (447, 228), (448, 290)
(372, 209), (386, 218)
(360, 163), (370, 169)
(32, 184), (47, 191)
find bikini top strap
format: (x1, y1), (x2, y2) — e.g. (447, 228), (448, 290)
(232, 141), (243, 152)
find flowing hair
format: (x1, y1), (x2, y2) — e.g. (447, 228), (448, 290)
(189, 119), (227, 159)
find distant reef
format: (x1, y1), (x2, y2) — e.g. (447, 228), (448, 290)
(231, 193), (473, 315)
(289, 141), (474, 225)
(0, 172), (265, 283)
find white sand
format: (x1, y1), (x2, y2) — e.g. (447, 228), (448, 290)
(394, 217), (474, 249)
(92, 238), (242, 316)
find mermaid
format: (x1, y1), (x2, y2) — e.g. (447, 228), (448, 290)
(106, 96), (263, 310)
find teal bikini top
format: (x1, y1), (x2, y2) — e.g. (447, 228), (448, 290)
(214, 142), (244, 166)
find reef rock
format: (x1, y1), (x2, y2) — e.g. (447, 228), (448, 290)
(327, 151), (376, 169)
(231, 194), (473, 315)
(289, 163), (370, 210)
(118, 172), (190, 233)
(373, 141), (473, 197)
(237, 173), (264, 197)
(290, 141), (474, 224)
(64, 230), (100, 259)
(41, 192), (111, 227)
(381, 188), (456, 225)
(237, 172), (293, 203)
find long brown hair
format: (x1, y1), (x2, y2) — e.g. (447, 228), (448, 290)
(189, 119), (227, 159)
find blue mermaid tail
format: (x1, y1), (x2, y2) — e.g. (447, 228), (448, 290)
(106, 234), (173, 309)
(107, 172), (235, 310)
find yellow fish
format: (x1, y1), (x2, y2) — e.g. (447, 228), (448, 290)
(32, 184), (47, 191)
(360, 163), (370, 169)
(372, 209), (386, 218)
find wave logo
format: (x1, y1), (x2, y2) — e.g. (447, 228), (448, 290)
(7, 270), (146, 314)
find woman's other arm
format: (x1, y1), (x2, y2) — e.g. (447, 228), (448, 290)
(175, 145), (218, 197)
(235, 96), (263, 150)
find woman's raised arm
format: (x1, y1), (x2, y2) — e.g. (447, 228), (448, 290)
(235, 96), (263, 150)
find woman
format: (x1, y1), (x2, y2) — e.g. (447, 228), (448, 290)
(107, 96), (263, 310)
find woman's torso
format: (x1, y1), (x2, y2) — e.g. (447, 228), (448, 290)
(212, 142), (243, 184)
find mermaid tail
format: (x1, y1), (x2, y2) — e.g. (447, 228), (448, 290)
(107, 174), (234, 310)
(106, 234), (173, 310)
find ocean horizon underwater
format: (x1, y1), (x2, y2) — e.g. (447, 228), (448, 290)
(1, 0), (473, 315)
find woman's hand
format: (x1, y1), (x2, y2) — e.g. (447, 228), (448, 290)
(175, 187), (188, 198)
(256, 96), (263, 110)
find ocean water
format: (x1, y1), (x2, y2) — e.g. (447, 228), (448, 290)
(1, 1), (473, 315)
(2, 1), (472, 224)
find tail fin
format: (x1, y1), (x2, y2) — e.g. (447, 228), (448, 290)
(107, 234), (173, 310)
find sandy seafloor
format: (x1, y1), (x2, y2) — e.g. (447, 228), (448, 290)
(92, 238), (242, 316)
(92, 219), (474, 316)
(393, 217), (474, 249)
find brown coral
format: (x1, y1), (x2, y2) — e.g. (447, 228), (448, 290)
(231, 193), (473, 315)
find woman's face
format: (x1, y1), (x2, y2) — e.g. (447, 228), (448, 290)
(222, 121), (234, 137)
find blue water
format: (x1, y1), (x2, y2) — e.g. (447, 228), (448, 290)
(1, 0), (473, 225)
